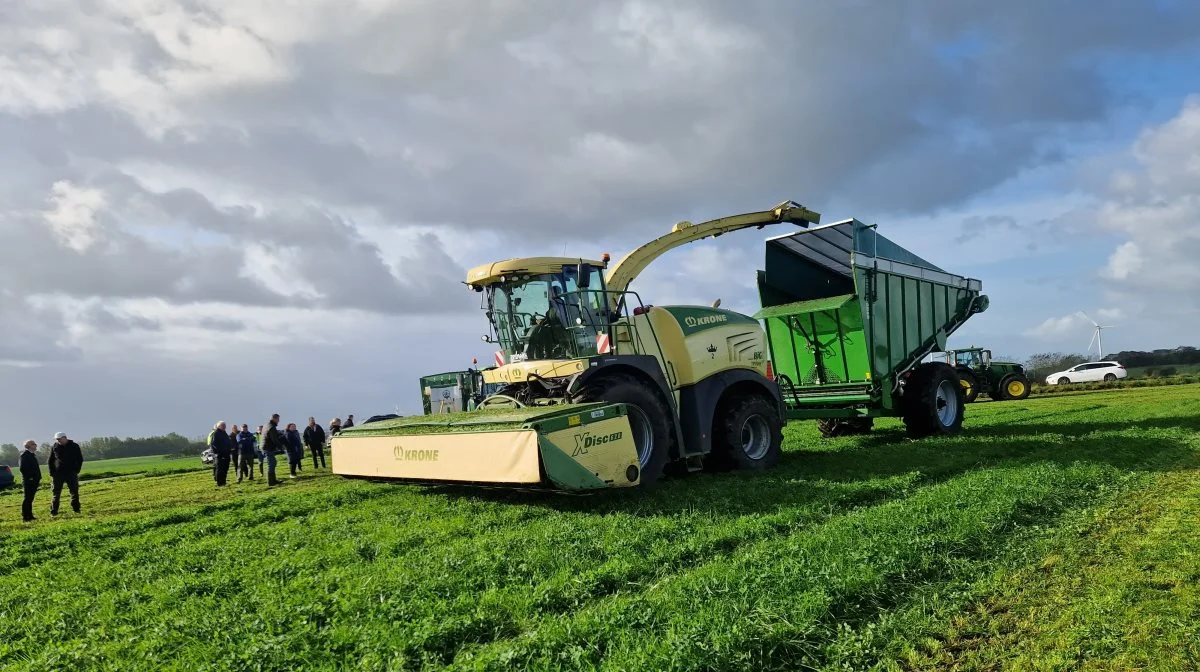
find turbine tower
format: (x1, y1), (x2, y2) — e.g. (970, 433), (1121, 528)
(1077, 312), (1115, 359)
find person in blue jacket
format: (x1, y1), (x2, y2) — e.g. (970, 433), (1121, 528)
(234, 423), (257, 482)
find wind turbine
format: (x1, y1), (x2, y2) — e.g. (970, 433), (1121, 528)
(1077, 312), (1115, 359)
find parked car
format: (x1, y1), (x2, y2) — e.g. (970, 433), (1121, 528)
(1045, 361), (1127, 385)
(0, 464), (13, 489)
(200, 448), (216, 465)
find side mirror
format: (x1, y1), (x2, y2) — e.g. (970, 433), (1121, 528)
(577, 262), (591, 289)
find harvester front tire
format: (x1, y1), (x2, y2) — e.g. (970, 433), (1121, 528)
(957, 370), (980, 403)
(902, 363), (965, 439)
(573, 374), (671, 487)
(816, 417), (874, 438)
(720, 395), (783, 471)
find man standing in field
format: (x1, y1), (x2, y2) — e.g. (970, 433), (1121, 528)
(208, 421), (233, 487)
(303, 416), (327, 469)
(235, 423), (256, 482)
(261, 414), (287, 486)
(19, 440), (41, 522)
(47, 431), (83, 515)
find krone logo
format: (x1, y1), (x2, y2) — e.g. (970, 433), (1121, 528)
(684, 313), (728, 329)
(393, 444), (440, 462)
(572, 431), (623, 457)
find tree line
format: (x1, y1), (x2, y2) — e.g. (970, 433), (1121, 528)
(0, 432), (206, 466)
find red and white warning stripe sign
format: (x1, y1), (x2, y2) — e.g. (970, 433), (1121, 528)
(494, 350), (506, 367)
(596, 332), (611, 354)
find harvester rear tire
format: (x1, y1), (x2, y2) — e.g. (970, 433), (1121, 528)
(572, 374), (671, 487)
(816, 417), (874, 438)
(902, 363), (965, 439)
(719, 395), (783, 471)
(957, 370), (980, 403)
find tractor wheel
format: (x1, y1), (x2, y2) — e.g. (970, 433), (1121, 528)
(717, 394), (783, 471)
(572, 373), (671, 487)
(901, 363), (965, 439)
(999, 373), (1031, 400)
(816, 417), (875, 438)
(957, 370), (980, 403)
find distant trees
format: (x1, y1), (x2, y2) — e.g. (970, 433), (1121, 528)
(0, 433), (206, 466)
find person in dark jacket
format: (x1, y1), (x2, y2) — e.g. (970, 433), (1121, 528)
(19, 440), (41, 522)
(261, 414), (287, 486)
(284, 422), (303, 477)
(208, 421), (233, 486)
(343, 414), (355, 429)
(234, 423), (256, 482)
(48, 431), (83, 515)
(303, 417), (327, 469)
(228, 420), (240, 474)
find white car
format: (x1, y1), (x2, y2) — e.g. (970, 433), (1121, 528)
(1045, 361), (1127, 385)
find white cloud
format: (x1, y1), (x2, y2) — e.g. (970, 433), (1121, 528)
(1024, 314), (1084, 339)
(41, 180), (107, 252)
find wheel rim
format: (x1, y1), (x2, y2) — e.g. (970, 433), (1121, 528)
(935, 379), (959, 427)
(1007, 380), (1025, 396)
(626, 405), (654, 468)
(960, 379), (973, 396)
(740, 414), (772, 460)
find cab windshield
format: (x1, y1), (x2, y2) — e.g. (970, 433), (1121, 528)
(486, 264), (610, 362)
(954, 350), (986, 367)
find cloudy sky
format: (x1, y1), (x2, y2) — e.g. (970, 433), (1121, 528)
(2, 1), (1199, 445)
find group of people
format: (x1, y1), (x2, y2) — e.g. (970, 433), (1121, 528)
(205, 414), (355, 487)
(17, 431), (84, 523)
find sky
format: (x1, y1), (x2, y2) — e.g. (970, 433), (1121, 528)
(1, 1), (1199, 446)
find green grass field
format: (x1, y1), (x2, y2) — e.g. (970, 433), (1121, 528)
(2, 385), (1198, 670)
(77, 454), (207, 479)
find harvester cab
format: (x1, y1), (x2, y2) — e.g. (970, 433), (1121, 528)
(943, 347), (1031, 403)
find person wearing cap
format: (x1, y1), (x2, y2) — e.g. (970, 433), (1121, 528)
(47, 431), (83, 515)
(19, 440), (41, 522)
(261, 413), (287, 486)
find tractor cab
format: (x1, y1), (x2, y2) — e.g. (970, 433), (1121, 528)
(948, 348), (991, 369)
(468, 257), (615, 366)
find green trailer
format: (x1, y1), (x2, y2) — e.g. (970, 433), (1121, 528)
(754, 218), (989, 438)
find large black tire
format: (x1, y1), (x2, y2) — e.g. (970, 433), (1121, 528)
(816, 417), (875, 438)
(902, 363), (965, 438)
(998, 373), (1031, 400)
(572, 373), (672, 487)
(717, 394), (783, 471)
(957, 369), (980, 403)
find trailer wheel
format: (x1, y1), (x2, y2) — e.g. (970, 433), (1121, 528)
(999, 373), (1031, 400)
(573, 373), (671, 486)
(957, 370), (980, 403)
(902, 363), (965, 438)
(816, 417), (874, 438)
(717, 395), (783, 471)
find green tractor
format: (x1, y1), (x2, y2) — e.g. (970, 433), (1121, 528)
(944, 347), (1030, 402)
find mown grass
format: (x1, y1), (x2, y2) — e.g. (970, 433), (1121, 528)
(0, 385), (1197, 670)
(76, 453), (206, 480)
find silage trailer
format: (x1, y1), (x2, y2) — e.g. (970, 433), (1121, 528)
(754, 217), (988, 437)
